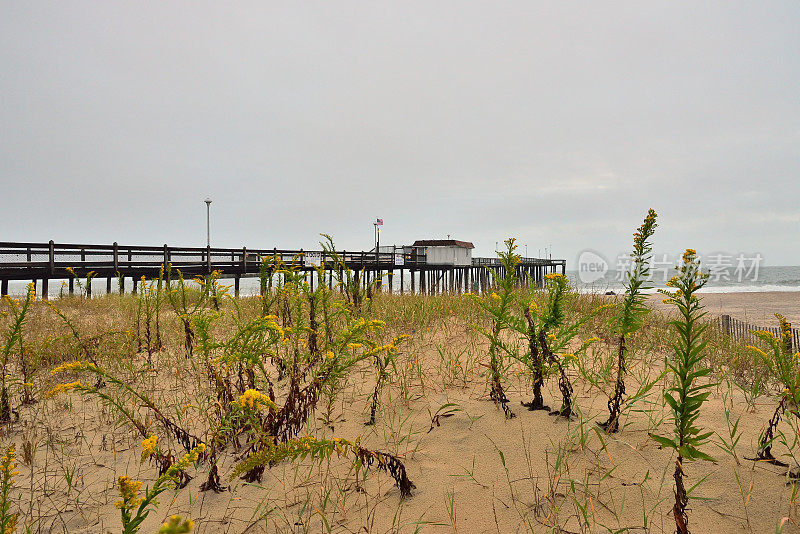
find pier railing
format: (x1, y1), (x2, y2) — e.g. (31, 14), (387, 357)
(0, 240), (566, 297)
(0, 241), (408, 279)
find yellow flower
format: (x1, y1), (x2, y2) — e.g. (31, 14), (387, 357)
(141, 435), (158, 461)
(50, 361), (86, 375)
(167, 444), (206, 474)
(747, 345), (769, 359)
(0, 445), (17, 486)
(236, 389), (278, 411)
(2, 514), (17, 534)
(158, 516), (195, 534)
(776, 314), (793, 347)
(115, 475), (143, 510)
(44, 381), (83, 399)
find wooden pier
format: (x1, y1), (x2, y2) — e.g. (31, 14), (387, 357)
(0, 241), (566, 298)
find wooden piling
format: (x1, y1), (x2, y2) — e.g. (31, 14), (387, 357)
(48, 240), (55, 279)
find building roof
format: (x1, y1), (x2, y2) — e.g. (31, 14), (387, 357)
(412, 239), (474, 249)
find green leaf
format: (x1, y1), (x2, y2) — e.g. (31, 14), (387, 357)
(650, 434), (676, 450)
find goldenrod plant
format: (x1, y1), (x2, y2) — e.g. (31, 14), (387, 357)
(165, 267), (215, 358)
(118, 443), (205, 534)
(320, 234), (375, 315)
(0, 445), (18, 534)
(231, 435), (414, 497)
(510, 272), (599, 417)
(652, 249), (714, 534)
(65, 267), (97, 298)
(48, 361), (204, 486)
(748, 314), (799, 465)
(366, 335), (407, 425)
(183, 255), (409, 487)
(600, 208), (658, 432)
(45, 300), (106, 389)
(135, 271), (165, 364)
(320, 235), (401, 424)
(258, 253), (283, 317)
(469, 238), (519, 419)
(157, 515), (194, 534)
(232, 315), (402, 482)
(1, 282), (34, 422)
(516, 293), (550, 412)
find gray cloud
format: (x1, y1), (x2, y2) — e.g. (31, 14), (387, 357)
(1, 1), (798, 264)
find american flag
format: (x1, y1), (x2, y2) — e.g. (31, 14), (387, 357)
(376, 218), (383, 226)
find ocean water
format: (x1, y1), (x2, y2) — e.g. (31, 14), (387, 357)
(567, 265), (800, 294)
(4, 265), (800, 298)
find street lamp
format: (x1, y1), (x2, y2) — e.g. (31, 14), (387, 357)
(374, 218), (383, 260)
(204, 198), (212, 247)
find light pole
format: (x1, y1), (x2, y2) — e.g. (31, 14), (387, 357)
(205, 198), (212, 247)
(374, 218), (382, 261)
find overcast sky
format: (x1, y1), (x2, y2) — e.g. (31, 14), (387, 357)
(2, 2), (798, 265)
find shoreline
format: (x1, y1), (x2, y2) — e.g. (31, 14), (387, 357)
(2, 281), (798, 326)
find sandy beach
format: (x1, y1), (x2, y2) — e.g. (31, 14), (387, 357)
(12, 293), (800, 534)
(647, 290), (800, 326)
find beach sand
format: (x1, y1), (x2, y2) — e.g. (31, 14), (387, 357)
(647, 290), (800, 326)
(11, 294), (800, 533)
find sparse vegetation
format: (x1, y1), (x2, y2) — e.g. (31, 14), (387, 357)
(0, 227), (797, 532)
